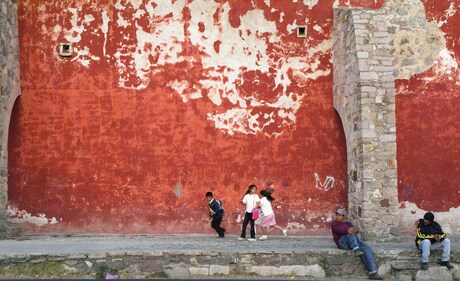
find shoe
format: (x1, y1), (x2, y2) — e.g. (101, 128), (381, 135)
(440, 261), (454, 270)
(420, 262), (428, 270)
(238, 237), (245, 241)
(353, 248), (364, 257)
(368, 272), (384, 280)
(247, 238), (256, 242)
(258, 235), (268, 240)
(283, 229), (288, 237)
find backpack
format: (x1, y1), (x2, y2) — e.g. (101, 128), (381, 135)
(216, 200), (224, 211)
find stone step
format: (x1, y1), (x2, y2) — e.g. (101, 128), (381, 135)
(0, 235), (457, 280)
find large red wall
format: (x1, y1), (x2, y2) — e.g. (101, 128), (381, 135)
(397, 0), (460, 213)
(7, 0), (460, 234)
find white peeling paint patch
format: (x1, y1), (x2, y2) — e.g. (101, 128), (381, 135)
(313, 24), (322, 33)
(126, 0), (143, 10)
(398, 201), (460, 234)
(64, 7), (92, 43)
(279, 12), (285, 22)
(286, 20), (299, 34)
(114, 0), (131, 27)
(101, 10), (110, 57)
(71, 46), (100, 67)
(7, 206), (59, 227)
(235, 213), (242, 223)
(438, 2), (456, 27)
(426, 49), (460, 83)
(112, 0), (186, 90)
(207, 108), (265, 136)
(52, 24), (62, 41)
(303, 0), (319, 9)
(168, 79), (202, 102)
(207, 92), (304, 137)
(287, 222), (306, 230)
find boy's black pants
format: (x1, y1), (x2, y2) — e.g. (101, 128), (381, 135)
(211, 215), (225, 237)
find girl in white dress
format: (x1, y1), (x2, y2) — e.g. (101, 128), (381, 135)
(258, 189), (287, 240)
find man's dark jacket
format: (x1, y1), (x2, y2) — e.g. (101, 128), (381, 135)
(415, 219), (446, 248)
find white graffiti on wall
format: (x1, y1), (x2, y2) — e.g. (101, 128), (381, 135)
(314, 173), (335, 191)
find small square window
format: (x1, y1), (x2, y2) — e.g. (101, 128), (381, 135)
(59, 43), (73, 57)
(297, 26), (307, 38)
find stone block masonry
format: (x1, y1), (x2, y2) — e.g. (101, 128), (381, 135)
(0, 0), (21, 239)
(0, 235), (458, 280)
(333, 8), (399, 242)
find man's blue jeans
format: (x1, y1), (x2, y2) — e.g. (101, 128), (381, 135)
(338, 234), (377, 273)
(419, 238), (451, 263)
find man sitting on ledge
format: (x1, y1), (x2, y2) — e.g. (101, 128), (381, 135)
(415, 212), (453, 270)
(331, 208), (383, 280)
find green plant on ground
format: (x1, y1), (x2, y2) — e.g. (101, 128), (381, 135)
(229, 267), (258, 276)
(320, 255), (333, 277)
(148, 270), (168, 278)
(0, 260), (77, 278)
(95, 262), (109, 279)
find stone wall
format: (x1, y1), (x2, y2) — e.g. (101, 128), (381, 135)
(0, 245), (458, 280)
(0, 0), (21, 238)
(333, 8), (399, 242)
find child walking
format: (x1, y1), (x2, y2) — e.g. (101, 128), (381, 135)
(239, 184), (260, 241)
(206, 191), (225, 238)
(257, 189), (287, 240)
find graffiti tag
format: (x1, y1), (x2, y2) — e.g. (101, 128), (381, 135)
(314, 173), (335, 191)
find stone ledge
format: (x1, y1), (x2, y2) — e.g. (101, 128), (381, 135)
(0, 246), (457, 280)
(0, 235), (457, 280)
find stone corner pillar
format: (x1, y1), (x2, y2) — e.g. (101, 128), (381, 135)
(332, 8), (399, 242)
(0, 0), (21, 239)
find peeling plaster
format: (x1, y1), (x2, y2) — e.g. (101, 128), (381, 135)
(399, 201), (460, 234)
(437, 2), (457, 27)
(303, 0), (319, 10)
(65, 7), (89, 43)
(383, 0), (447, 79)
(426, 48), (460, 85)
(7, 206), (59, 227)
(71, 46), (100, 67)
(57, 0), (331, 137)
(101, 10), (110, 57)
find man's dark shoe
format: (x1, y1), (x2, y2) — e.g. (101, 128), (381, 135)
(368, 272), (384, 280)
(440, 261), (454, 270)
(420, 262), (428, 270)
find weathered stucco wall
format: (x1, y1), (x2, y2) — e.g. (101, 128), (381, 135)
(383, 0), (460, 234)
(5, 0), (460, 235)
(8, 0), (350, 234)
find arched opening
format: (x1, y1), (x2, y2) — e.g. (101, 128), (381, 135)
(7, 95), (23, 230)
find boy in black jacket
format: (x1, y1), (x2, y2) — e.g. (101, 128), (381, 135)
(415, 212), (453, 270)
(206, 192), (225, 238)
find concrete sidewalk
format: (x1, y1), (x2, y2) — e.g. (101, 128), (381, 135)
(0, 234), (458, 256)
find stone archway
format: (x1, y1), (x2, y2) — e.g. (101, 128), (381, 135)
(0, 0), (21, 238)
(332, 8), (399, 242)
